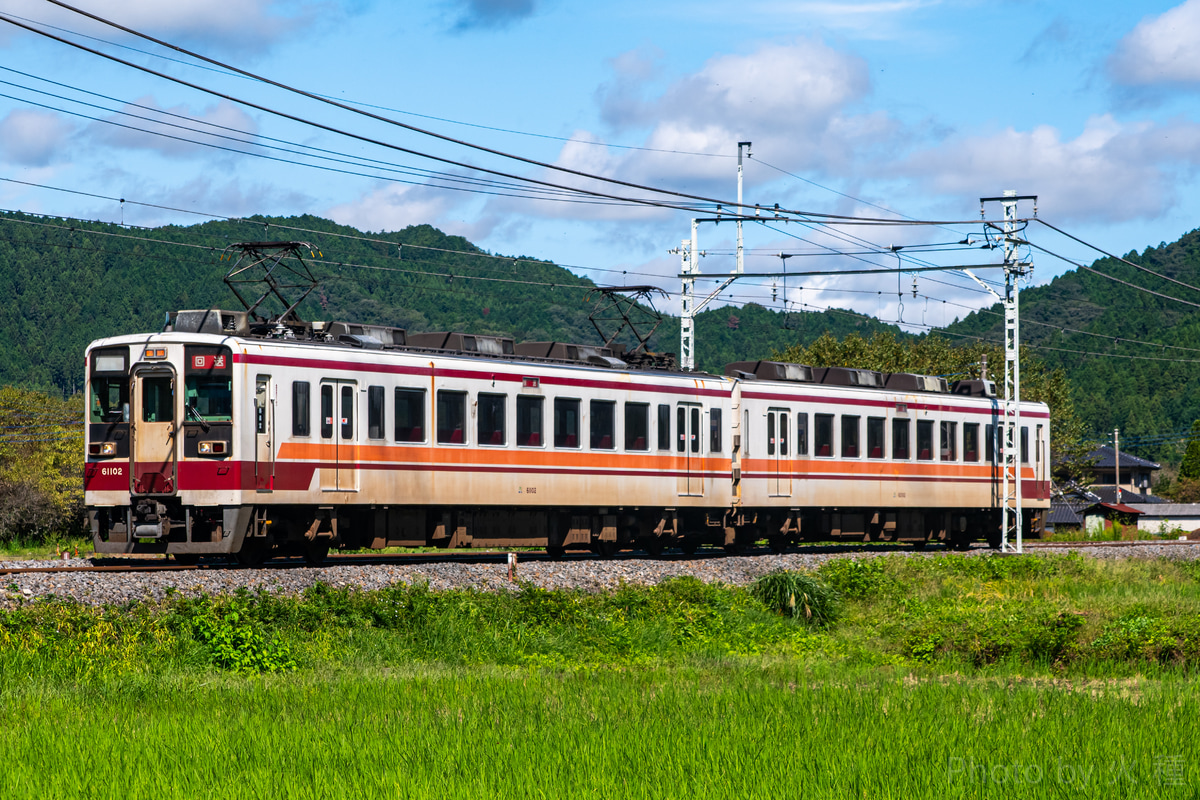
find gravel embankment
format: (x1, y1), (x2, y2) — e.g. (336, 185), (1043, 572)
(2, 543), (1198, 608)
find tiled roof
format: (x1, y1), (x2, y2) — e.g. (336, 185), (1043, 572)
(1126, 504), (1200, 517)
(1048, 502), (1083, 526)
(1086, 446), (1161, 470)
(1087, 486), (1166, 505)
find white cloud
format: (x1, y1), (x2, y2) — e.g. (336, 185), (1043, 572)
(87, 98), (259, 158)
(896, 115), (1200, 222)
(0, 0), (323, 51)
(0, 109), (74, 166)
(325, 183), (458, 234)
(1108, 0), (1200, 87)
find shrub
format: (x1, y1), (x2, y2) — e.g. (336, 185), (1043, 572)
(819, 557), (892, 599)
(751, 570), (839, 628)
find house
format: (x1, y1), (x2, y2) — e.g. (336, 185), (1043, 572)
(1126, 504), (1200, 536)
(1085, 446), (1161, 498)
(1080, 502), (1142, 535)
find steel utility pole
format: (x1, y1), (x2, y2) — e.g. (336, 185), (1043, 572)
(677, 142), (751, 371)
(980, 190), (1036, 553)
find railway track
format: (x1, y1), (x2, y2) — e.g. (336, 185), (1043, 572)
(1, 539), (1195, 577)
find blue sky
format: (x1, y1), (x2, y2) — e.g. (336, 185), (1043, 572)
(1, 0), (1199, 330)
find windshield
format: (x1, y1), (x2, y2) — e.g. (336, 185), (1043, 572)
(185, 376), (232, 421)
(89, 377), (128, 423)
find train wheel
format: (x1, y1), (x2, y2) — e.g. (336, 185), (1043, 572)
(593, 540), (618, 559)
(546, 545), (565, 560)
(641, 537), (665, 557)
(235, 542), (267, 567)
(679, 539), (699, 556)
(304, 542), (330, 566)
(767, 536), (787, 554)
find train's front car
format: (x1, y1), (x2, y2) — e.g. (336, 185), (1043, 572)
(85, 313), (250, 560)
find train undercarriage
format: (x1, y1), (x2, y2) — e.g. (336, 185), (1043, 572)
(90, 501), (1046, 564)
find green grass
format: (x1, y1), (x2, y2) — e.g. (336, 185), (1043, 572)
(0, 533), (92, 561)
(4, 555), (1200, 798)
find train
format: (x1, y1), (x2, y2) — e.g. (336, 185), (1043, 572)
(84, 306), (1050, 564)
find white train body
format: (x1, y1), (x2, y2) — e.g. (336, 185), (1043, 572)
(84, 310), (1049, 560)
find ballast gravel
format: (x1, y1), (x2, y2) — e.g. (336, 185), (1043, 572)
(2, 543), (1198, 608)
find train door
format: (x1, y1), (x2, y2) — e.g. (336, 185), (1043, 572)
(254, 376), (274, 492)
(767, 408), (792, 497)
(676, 403), (704, 496)
(129, 366), (177, 495)
(320, 380), (359, 492)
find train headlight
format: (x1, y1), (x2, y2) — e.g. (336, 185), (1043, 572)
(198, 441), (227, 455)
(89, 441), (117, 456)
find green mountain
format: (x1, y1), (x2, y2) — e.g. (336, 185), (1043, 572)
(945, 227), (1200, 461)
(0, 211), (898, 393)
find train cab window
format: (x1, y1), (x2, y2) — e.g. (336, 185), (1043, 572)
(841, 415), (860, 458)
(367, 386), (385, 440)
(964, 423), (980, 462)
(185, 376), (232, 423)
(554, 398), (580, 448)
(90, 377), (129, 423)
(625, 403), (649, 451)
(321, 385), (333, 439)
(478, 394), (506, 446)
(292, 382), (310, 436)
(1020, 426), (1030, 463)
(395, 388), (426, 442)
(340, 385), (354, 441)
(591, 400), (615, 449)
(141, 376), (174, 423)
(436, 390), (467, 444)
(940, 421), (957, 461)
(710, 408), (722, 453)
(916, 420), (934, 461)
(797, 413), (808, 456)
(815, 414), (834, 457)
(867, 417), (885, 459)
(893, 418), (910, 460)
(657, 404), (671, 450)
(517, 396), (543, 446)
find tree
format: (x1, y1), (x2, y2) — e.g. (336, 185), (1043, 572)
(1179, 420), (1200, 480)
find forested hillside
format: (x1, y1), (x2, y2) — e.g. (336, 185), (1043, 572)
(945, 228), (1200, 460)
(0, 211), (897, 391)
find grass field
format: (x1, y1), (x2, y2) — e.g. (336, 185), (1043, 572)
(3, 553), (1200, 798)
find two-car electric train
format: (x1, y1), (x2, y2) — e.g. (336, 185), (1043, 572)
(83, 308), (1050, 563)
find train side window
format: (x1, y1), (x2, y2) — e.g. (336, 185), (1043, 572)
(710, 408), (722, 453)
(1020, 426), (1029, 463)
(940, 421), (957, 461)
(657, 404), (671, 450)
(986, 423), (996, 462)
(395, 388), (426, 442)
(815, 414), (833, 457)
(340, 385), (354, 440)
(867, 417), (884, 458)
(1036, 425), (1043, 464)
(963, 423), (980, 462)
(320, 384), (333, 439)
(690, 407), (701, 453)
(554, 398), (580, 448)
(292, 381), (310, 437)
(743, 410), (750, 457)
(677, 407), (686, 452)
(478, 393), (506, 446)
(779, 413), (789, 456)
(367, 385), (385, 440)
(796, 413), (808, 456)
(436, 390), (467, 444)
(517, 396), (543, 446)
(591, 400), (615, 449)
(841, 415), (860, 458)
(893, 418), (910, 460)
(625, 403), (649, 451)
(767, 412), (776, 456)
(916, 420), (933, 461)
